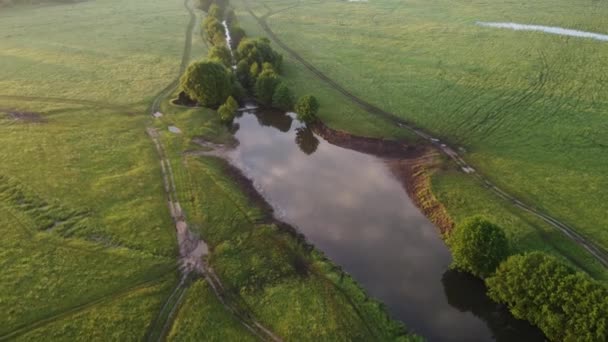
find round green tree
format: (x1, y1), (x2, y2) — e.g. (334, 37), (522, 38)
(272, 83), (294, 111)
(295, 95), (319, 124)
(447, 216), (509, 278)
(254, 69), (280, 106)
(208, 45), (232, 67)
(180, 60), (232, 108)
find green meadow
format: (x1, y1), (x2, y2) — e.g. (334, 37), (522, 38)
(0, 0), (419, 339)
(231, 0), (608, 278)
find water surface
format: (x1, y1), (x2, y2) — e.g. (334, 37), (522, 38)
(477, 22), (608, 42)
(227, 110), (544, 341)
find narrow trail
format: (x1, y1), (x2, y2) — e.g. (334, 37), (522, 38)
(243, 0), (608, 269)
(145, 1), (283, 340)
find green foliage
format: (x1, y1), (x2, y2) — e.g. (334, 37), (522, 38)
(180, 60), (232, 108)
(208, 44), (232, 67)
(486, 252), (608, 342)
(202, 16), (225, 46)
(218, 96), (238, 122)
(229, 26), (246, 49)
(447, 216), (509, 278)
(254, 69), (280, 106)
(236, 37), (283, 74)
(295, 95), (319, 124)
(208, 4), (222, 20)
(231, 79), (246, 102)
(272, 83), (295, 111)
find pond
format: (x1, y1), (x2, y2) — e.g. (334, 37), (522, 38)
(225, 109), (544, 341)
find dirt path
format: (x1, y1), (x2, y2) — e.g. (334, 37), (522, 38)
(145, 1), (284, 340)
(243, 0), (608, 269)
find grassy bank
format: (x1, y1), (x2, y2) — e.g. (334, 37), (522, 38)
(230, 0), (608, 280)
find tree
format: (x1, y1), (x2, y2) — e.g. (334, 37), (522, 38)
(180, 60), (232, 108)
(236, 38), (282, 72)
(230, 26), (246, 49)
(447, 216), (509, 278)
(236, 59), (252, 88)
(208, 45), (232, 67)
(295, 95), (319, 124)
(202, 16), (225, 46)
(272, 83), (294, 111)
(208, 4), (222, 20)
(218, 96), (238, 122)
(254, 69), (280, 106)
(486, 252), (608, 342)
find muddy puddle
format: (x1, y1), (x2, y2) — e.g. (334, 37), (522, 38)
(477, 22), (608, 42)
(218, 109), (544, 341)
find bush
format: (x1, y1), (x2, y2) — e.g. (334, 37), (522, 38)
(295, 95), (319, 124)
(229, 26), (246, 49)
(208, 4), (222, 20)
(202, 16), (225, 46)
(180, 60), (232, 108)
(254, 69), (280, 106)
(208, 45), (232, 67)
(486, 252), (608, 341)
(272, 83), (294, 111)
(236, 38), (282, 73)
(218, 96), (238, 122)
(447, 216), (509, 278)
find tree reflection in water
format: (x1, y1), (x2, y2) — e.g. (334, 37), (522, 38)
(441, 269), (545, 341)
(295, 126), (320, 155)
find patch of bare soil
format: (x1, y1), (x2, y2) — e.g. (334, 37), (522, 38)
(386, 150), (454, 235)
(2, 109), (46, 123)
(311, 121), (422, 158)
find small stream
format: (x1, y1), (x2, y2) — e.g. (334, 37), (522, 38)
(224, 110), (544, 341)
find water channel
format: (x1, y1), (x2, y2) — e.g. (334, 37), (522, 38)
(222, 109), (545, 341)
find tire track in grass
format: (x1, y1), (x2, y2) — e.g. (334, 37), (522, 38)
(243, 0), (608, 269)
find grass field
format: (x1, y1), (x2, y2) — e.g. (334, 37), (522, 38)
(0, 0), (188, 338)
(0, 0), (421, 339)
(231, 0), (608, 277)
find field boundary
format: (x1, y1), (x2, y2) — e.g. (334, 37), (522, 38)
(242, 0), (608, 269)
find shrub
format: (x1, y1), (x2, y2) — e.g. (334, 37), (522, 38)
(486, 252), (608, 341)
(295, 95), (319, 124)
(272, 83), (294, 111)
(254, 69), (280, 106)
(180, 60), (232, 108)
(236, 38), (282, 73)
(202, 16), (225, 46)
(208, 45), (232, 67)
(229, 26), (246, 49)
(208, 4), (222, 20)
(218, 96), (238, 123)
(447, 216), (509, 278)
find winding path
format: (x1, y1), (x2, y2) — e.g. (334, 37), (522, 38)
(243, 0), (608, 269)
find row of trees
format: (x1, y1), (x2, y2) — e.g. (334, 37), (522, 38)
(183, 0), (320, 124)
(447, 216), (608, 341)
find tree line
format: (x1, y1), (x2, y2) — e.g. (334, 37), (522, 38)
(181, 0), (319, 124)
(447, 216), (608, 341)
